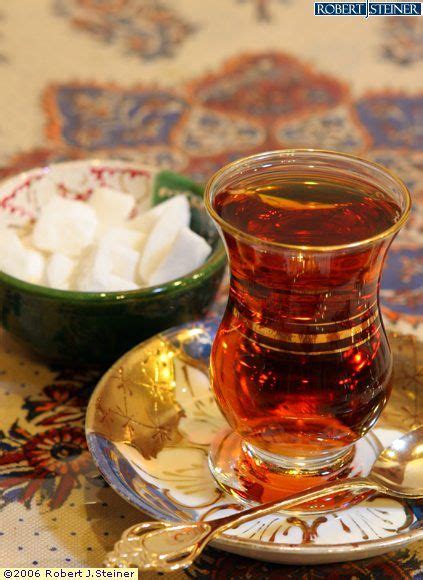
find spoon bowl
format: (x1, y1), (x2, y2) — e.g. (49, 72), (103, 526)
(370, 428), (423, 495)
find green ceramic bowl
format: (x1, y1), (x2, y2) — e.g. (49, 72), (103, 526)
(0, 160), (226, 367)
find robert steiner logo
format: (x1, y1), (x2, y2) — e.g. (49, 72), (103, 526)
(314, 0), (422, 16)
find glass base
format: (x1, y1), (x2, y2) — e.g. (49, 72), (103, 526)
(208, 428), (372, 513)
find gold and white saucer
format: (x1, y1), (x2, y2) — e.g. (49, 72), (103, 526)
(86, 319), (422, 565)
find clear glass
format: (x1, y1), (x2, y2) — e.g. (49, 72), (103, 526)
(205, 150), (411, 506)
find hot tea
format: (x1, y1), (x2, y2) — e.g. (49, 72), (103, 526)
(214, 177), (401, 246)
(205, 150), (410, 505)
(211, 175), (401, 459)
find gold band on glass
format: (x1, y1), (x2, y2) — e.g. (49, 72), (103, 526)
(234, 306), (379, 343)
(236, 324), (381, 355)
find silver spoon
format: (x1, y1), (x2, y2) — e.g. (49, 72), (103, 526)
(105, 426), (423, 572)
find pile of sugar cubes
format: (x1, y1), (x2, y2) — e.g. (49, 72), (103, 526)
(0, 186), (212, 291)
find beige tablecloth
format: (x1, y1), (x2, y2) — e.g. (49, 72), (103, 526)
(0, 1), (421, 576)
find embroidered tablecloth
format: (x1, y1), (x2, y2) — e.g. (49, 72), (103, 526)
(0, 1), (421, 577)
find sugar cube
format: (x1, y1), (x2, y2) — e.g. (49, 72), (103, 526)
(46, 253), (75, 290)
(103, 275), (138, 292)
(104, 240), (139, 282)
(138, 195), (190, 281)
(74, 244), (111, 292)
(74, 240), (140, 292)
(89, 186), (135, 225)
(100, 226), (146, 251)
(32, 196), (98, 257)
(147, 226), (212, 286)
(130, 194), (190, 234)
(0, 228), (45, 284)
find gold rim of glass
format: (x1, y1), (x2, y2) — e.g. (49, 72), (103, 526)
(204, 149), (412, 252)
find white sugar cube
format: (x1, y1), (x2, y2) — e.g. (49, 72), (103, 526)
(0, 228), (23, 258)
(89, 186), (135, 225)
(103, 275), (138, 292)
(106, 240), (139, 282)
(32, 196), (98, 257)
(77, 269), (138, 292)
(74, 244), (111, 292)
(46, 253), (75, 290)
(26, 250), (45, 284)
(77, 265), (138, 292)
(100, 226), (146, 251)
(130, 195), (190, 234)
(147, 227), (211, 286)
(138, 195), (190, 281)
(74, 240), (140, 292)
(0, 229), (45, 284)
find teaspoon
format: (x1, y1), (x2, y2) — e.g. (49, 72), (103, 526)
(105, 426), (423, 572)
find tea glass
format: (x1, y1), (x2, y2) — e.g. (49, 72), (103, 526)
(204, 150), (410, 505)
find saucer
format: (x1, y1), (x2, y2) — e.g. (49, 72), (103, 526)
(86, 319), (423, 565)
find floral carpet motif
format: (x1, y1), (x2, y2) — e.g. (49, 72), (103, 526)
(54, 0), (194, 60)
(190, 547), (422, 579)
(380, 17), (423, 66)
(0, 370), (102, 510)
(235, 0), (292, 22)
(46, 84), (190, 150)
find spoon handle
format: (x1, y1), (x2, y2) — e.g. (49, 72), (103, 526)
(105, 477), (383, 570)
(212, 476), (380, 533)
